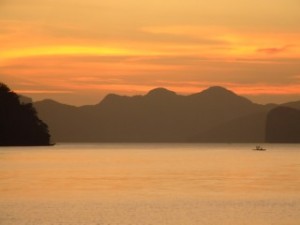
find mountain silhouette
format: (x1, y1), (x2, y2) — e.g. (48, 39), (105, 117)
(34, 86), (293, 143)
(266, 106), (300, 143)
(19, 95), (32, 104)
(0, 83), (51, 146)
(146, 87), (177, 98)
(282, 101), (300, 110)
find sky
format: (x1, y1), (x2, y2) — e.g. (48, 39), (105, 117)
(1, 0), (300, 105)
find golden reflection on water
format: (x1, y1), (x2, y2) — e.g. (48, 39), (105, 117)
(1, 144), (300, 200)
(0, 144), (300, 225)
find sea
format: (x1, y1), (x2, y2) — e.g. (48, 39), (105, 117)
(0, 143), (299, 225)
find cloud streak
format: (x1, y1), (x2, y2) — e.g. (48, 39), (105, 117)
(257, 45), (292, 55)
(15, 90), (73, 94)
(1, 0), (300, 105)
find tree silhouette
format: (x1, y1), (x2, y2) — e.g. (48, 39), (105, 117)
(0, 83), (51, 146)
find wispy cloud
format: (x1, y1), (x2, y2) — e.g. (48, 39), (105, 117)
(15, 90), (73, 94)
(256, 45), (292, 55)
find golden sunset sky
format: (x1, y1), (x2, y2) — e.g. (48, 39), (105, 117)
(1, 0), (300, 105)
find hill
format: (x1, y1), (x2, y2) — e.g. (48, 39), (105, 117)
(266, 106), (300, 143)
(34, 86), (282, 143)
(0, 83), (51, 146)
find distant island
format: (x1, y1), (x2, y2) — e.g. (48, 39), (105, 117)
(33, 86), (300, 143)
(1, 82), (299, 145)
(0, 83), (52, 146)
(266, 106), (300, 143)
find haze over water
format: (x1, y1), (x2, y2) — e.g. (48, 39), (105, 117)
(1, 143), (300, 225)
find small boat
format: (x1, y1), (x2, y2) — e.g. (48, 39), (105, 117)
(253, 145), (266, 151)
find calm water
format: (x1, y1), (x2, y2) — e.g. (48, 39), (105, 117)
(0, 143), (300, 225)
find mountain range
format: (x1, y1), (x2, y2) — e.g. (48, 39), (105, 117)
(33, 86), (300, 143)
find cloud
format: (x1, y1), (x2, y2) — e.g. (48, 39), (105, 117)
(140, 26), (229, 46)
(230, 84), (300, 95)
(256, 45), (291, 55)
(15, 90), (73, 94)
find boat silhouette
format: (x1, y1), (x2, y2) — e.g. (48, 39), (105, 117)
(253, 145), (266, 151)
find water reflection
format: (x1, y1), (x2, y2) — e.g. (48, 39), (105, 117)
(0, 144), (300, 225)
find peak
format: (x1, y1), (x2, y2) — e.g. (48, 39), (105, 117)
(38, 99), (59, 104)
(146, 88), (176, 97)
(191, 86), (253, 105)
(103, 93), (121, 100)
(196, 86), (238, 98)
(99, 93), (124, 105)
(203, 86), (233, 94)
(35, 99), (73, 107)
(190, 86), (236, 98)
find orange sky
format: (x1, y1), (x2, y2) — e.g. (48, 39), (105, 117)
(1, 0), (300, 105)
